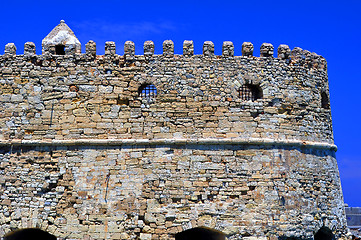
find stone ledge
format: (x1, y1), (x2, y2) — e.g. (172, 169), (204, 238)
(0, 138), (337, 151)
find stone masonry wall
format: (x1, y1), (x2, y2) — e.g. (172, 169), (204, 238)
(0, 40), (347, 240)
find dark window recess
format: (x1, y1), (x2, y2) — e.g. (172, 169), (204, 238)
(175, 227), (225, 240)
(55, 45), (65, 55)
(314, 227), (335, 240)
(139, 84), (157, 98)
(321, 92), (330, 109)
(239, 84), (262, 101)
(106, 69), (112, 74)
(4, 228), (57, 240)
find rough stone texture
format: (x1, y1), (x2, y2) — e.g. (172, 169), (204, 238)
(105, 41), (116, 56)
(260, 43), (274, 57)
(24, 42), (36, 55)
(203, 41), (214, 56)
(242, 42), (254, 57)
(222, 41), (234, 57)
(144, 41), (154, 56)
(4, 43), (16, 55)
(163, 40), (174, 57)
(277, 44), (291, 60)
(124, 41), (135, 60)
(183, 40), (194, 57)
(0, 23), (348, 240)
(85, 40), (96, 58)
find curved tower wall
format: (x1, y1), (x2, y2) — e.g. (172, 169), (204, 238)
(0, 36), (347, 239)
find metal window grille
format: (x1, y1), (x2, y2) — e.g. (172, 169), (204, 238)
(239, 85), (255, 101)
(140, 84), (157, 98)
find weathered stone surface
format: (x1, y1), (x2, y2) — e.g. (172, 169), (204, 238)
(144, 41), (154, 56)
(163, 40), (174, 57)
(4, 43), (16, 55)
(260, 43), (274, 57)
(183, 40), (194, 56)
(277, 44), (291, 59)
(222, 41), (234, 57)
(203, 41), (214, 56)
(242, 42), (254, 56)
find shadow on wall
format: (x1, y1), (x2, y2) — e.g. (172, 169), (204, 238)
(3, 228), (56, 240)
(279, 227), (335, 240)
(2, 226), (335, 240)
(314, 227), (335, 240)
(175, 227), (225, 240)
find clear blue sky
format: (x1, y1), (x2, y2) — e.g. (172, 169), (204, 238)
(1, 0), (360, 206)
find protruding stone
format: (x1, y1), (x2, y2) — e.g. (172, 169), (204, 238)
(163, 40), (174, 57)
(291, 47), (303, 62)
(5, 43), (16, 55)
(260, 43), (274, 57)
(42, 20), (81, 55)
(203, 41), (214, 56)
(242, 42), (254, 57)
(24, 42), (36, 55)
(277, 44), (290, 59)
(85, 40), (96, 57)
(310, 52), (321, 69)
(183, 40), (194, 57)
(105, 41), (116, 56)
(222, 41), (234, 57)
(144, 41), (154, 56)
(319, 56), (327, 71)
(124, 41), (135, 59)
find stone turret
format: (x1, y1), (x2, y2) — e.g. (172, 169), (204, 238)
(0, 22), (348, 240)
(42, 20), (81, 55)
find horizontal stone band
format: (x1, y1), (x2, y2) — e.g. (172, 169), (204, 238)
(0, 138), (337, 151)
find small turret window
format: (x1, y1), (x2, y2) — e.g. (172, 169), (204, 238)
(239, 84), (262, 101)
(55, 45), (65, 55)
(139, 84), (157, 99)
(321, 92), (330, 109)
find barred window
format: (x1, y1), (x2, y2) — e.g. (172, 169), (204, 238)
(139, 84), (157, 99)
(239, 84), (262, 101)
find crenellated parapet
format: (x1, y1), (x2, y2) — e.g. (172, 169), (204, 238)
(0, 21), (328, 70)
(0, 20), (332, 146)
(1, 40), (327, 71)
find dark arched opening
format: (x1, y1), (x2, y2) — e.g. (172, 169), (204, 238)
(239, 84), (263, 101)
(55, 44), (65, 55)
(314, 227), (335, 240)
(4, 228), (57, 240)
(175, 227), (225, 240)
(321, 92), (330, 109)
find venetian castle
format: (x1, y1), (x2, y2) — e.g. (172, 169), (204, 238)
(0, 20), (349, 240)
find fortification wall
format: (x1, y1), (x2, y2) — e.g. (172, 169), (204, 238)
(0, 41), (332, 144)
(0, 39), (347, 240)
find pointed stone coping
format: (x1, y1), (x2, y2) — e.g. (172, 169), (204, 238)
(42, 20), (81, 54)
(0, 138), (337, 151)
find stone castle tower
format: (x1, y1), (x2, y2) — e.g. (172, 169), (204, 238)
(0, 21), (348, 240)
